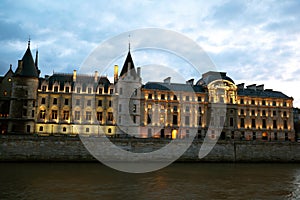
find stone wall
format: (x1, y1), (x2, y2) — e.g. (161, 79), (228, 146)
(1, 135), (300, 162)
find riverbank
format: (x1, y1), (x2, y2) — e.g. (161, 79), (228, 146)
(1, 135), (300, 162)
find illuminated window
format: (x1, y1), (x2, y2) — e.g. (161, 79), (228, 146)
(8, 78), (11, 82)
(63, 111), (69, 120)
(3, 91), (7, 96)
(40, 110), (46, 119)
(51, 110), (58, 119)
(97, 112), (103, 121)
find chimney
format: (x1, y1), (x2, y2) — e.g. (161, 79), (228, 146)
(186, 78), (194, 85)
(237, 83), (245, 90)
(137, 67), (141, 77)
(94, 71), (98, 82)
(114, 65), (118, 83)
(246, 84), (256, 90)
(256, 84), (264, 91)
(73, 70), (77, 82)
(164, 77), (171, 84)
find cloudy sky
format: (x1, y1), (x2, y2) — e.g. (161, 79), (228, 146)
(1, 0), (300, 106)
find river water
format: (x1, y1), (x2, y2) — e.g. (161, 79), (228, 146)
(1, 163), (300, 200)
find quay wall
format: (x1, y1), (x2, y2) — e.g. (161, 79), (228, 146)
(1, 135), (300, 162)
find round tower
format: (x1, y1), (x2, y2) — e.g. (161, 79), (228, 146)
(8, 40), (40, 134)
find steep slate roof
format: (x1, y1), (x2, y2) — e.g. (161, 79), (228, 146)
(196, 71), (234, 86)
(143, 82), (205, 93)
(119, 51), (137, 78)
(238, 88), (292, 99)
(15, 45), (39, 78)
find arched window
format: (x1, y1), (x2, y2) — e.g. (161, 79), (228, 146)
(108, 128), (112, 134)
(39, 126), (43, 132)
(63, 127), (67, 132)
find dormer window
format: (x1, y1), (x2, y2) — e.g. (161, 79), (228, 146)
(54, 86), (58, 92)
(42, 86), (47, 92)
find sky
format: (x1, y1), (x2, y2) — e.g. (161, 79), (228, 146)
(0, 0), (300, 106)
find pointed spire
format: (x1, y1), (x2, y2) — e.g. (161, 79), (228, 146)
(28, 35), (31, 48)
(35, 49), (38, 68)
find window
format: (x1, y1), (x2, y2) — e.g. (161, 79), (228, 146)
(40, 110), (46, 119)
(220, 116), (225, 127)
(22, 109), (27, 116)
(173, 95), (177, 101)
(240, 118), (245, 128)
(119, 88), (123, 95)
(240, 99), (244, 104)
(253, 132), (256, 140)
(185, 116), (190, 126)
(283, 111), (287, 117)
(251, 118), (256, 128)
(240, 109), (244, 115)
(65, 87), (69, 93)
(99, 88), (103, 94)
(274, 132), (278, 140)
(53, 98), (57, 105)
(272, 101), (276, 106)
(108, 128), (112, 134)
(86, 111), (91, 120)
(173, 106), (178, 112)
(23, 101), (28, 106)
(148, 114), (152, 124)
(77, 87), (81, 93)
(64, 99), (69, 105)
(31, 110), (34, 117)
(284, 120), (288, 129)
(172, 115), (177, 125)
(251, 110), (255, 116)
(109, 100), (112, 107)
(273, 110), (276, 116)
(262, 100), (266, 106)
(86, 128), (89, 133)
(285, 133), (288, 141)
(133, 115), (136, 123)
(262, 110), (266, 116)
(198, 116), (202, 126)
(161, 94), (165, 100)
(76, 99), (80, 106)
(251, 100), (255, 105)
(273, 120), (277, 129)
(98, 100), (102, 107)
(63, 111), (69, 120)
(199, 107), (202, 113)
(185, 106), (190, 112)
(54, 86), (58, 92)
(186, 96), (190, 101)
(39, 126), (43, 132)
(97, 112), (103, 121)
(87, 100), (91, 106)
(107, 112), (113, 122)
(110, 89), (114, 94)
(88, 88), (92, 94)
(262, 119), (266, 128)
(283, 102), (287, 107)
(198, 96), (202, 102)
(75, 111), (80, 120)
(63, 127), (67, 132)
(42, 86), (47, 91)
(229, 117), (234, 127)
(148, 94), (152, 99)
(52, 110), (58, 119)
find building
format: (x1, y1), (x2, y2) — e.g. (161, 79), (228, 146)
(0, 41), (295, 141)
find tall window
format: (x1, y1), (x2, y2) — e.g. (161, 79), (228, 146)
(229, 117), (234, 127)
(251, 119), (256, 128)
(86, 111), (91, 121)
(185, 116), (190, 126)
(42, 86), (47, 91)
(54, 86), (58, 92)
(87, 100), (91, 106)
(52, 110), (58, 119)
(76, 99), (80, 106)
(284, 120), (288, 129)
(240, 118), (245, 128)
(109, 100), (112, 107)
(273, 120), (277, 129)
(107, 112), (113, 122)
(75, 111), (80, 120)
(40, 110), (46, 119)
(64, 99), (69, 105)
(53, 98), (57, 105)
(88, 88), (92, 94)
(98, 100), (102, 106)
(65, 87), (70, 93)
(97, 112), (103, 122)
(63, 111), (69, 120)
(262, 119), (266, 129)
(77, 87), (81, 93)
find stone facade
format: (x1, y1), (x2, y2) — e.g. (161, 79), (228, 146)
(0, 41), (296, 142)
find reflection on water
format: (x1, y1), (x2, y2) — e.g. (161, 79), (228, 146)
(0, 163), (300, 200)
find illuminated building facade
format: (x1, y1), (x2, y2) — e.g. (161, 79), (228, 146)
(0, 42), (295, 141)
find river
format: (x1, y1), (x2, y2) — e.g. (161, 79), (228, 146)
(1, 163), (300, 199)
